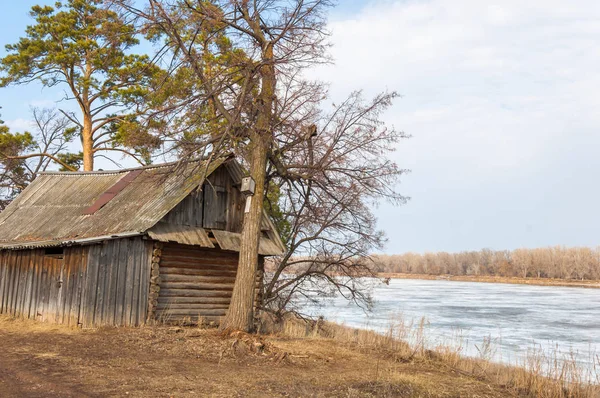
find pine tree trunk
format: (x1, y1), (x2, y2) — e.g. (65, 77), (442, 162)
(81, 61), (94, 172)
(82, 114), (94, 171)
(221, 43), (275, 332)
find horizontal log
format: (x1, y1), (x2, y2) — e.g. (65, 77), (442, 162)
(158, 281), (234, 291)
(156, 315), (223, 325)
(159, 289), (233, 298)
(158, 260), (238, 270)
(160, 252), (238, 262)
(159, 254), (238, 264)
(161, 250), (239, 262)
(155, 309), (227, 317)
(158, 297), (232, 305)
(159, 284), (260, 294)
(159, 267), (237, 277)
(160, 255), (232, 263)
(150, 285), (160, 293)
(156, 303), (229, 311)
(163, 244), (236, 254)
(160, 274), (236, 284)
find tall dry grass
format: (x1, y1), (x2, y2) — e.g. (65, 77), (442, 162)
(259, 314), (600, 398)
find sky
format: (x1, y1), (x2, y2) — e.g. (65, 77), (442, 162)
(1, 1), (600, 254)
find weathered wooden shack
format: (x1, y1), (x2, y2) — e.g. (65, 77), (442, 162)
(0, 157), (284, 327)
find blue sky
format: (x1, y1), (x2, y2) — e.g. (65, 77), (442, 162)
(1, 0), (71, 137)
(2, 1), (600, 254)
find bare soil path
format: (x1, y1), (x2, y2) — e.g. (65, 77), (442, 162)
(0, 316), (518, 397)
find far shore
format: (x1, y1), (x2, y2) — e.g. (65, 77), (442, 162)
(378, 273), (600, 289)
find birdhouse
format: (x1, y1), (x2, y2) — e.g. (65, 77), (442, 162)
(241, 176), (256, 196)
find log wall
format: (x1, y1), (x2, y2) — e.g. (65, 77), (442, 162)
(0, 237), (267, 327)
(155, 243), (263, 324)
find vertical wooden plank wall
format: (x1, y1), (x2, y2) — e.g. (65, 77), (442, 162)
(0, 247), (86, 326)
(80, 237), (152, 327)
(161, 164), (244, 233)
(203, 167), (243, 231)
(162, 190), (204, 226)
(0, 237), (152, 327)
(227, 183), (243, 233)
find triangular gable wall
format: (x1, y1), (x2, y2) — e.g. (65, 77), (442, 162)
(152, 161), (286, 256)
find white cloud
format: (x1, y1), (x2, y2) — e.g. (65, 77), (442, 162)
(4, 118), (34, 132)
(316, 0), (600, 251)
(28, 99), (57, 108)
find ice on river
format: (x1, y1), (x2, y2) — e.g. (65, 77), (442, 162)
(301, 278), (600, 371)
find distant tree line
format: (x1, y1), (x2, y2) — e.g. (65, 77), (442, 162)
(373, 247), (600, 281)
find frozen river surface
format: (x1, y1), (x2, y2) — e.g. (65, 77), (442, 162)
(302, 279), (600, 369)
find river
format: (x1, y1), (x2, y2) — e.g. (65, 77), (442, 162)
(301, 278), (600, 371)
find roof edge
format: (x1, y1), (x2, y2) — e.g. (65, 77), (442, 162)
(0, 231), (144, 250)
(39, 153), (234, 176)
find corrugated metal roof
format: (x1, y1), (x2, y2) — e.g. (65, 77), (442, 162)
(0, 232), (144, 250)
(225, 160), (245, 185)
(0, 158), (225, 247)
(148, 222), (214, 248)
(0, 156), (287, 256)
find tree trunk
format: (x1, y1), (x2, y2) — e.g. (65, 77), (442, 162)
(221, 44), (275, 332)
(82, 113), (94, 171)
(81, 60), (94, 172)
(220, 136), (269, 331)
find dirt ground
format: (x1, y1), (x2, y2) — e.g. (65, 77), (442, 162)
(0, 316), (521, 398)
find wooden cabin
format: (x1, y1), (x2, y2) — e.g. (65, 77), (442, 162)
(0, 157), (285, 327)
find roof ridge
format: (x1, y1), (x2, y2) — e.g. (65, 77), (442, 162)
(40, 162), (175, 175)
(38, 154), (233, 176)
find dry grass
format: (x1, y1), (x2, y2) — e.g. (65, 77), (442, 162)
(0, 314), (520, 397)
(0, 313), (597, 397)
(259, 314), (600, 398)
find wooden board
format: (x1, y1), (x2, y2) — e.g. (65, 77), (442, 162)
(148, 223), (214, 248)
(162, 189), (204, 226)
(212, 230), (285, 256)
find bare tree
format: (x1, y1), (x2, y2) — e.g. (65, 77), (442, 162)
(261, 91), (407, 317)
(0, 107), (77, 209)
(118, 0), (337, 331)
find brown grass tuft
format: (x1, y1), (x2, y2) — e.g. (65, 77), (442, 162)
(258, 313), (600, 398)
